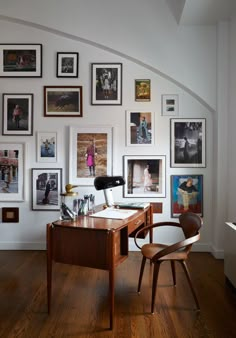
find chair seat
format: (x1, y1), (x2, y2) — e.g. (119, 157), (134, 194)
(141, 243), (188, 261)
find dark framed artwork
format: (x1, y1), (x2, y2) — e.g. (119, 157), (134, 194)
(32, 168), (62, 211)
(91, 63), (122, 105)
(0, 44), (42, 77)
(57, 52), (79, 78)
(2, 207), (19, 222)
(44, 86), (83, 117)
(123, 155), (166, 198)
(126, 110), (154, 146)
(171, 174), (203, 218)
(135, 79), (151, 102)
(2, 93), (33, 136)
(170, 118), (206, 168)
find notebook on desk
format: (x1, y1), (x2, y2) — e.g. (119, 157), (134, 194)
(89, 207), (137, 220)
(114, 202), (150, 210)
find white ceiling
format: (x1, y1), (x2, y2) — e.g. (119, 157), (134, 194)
(166, 0), (236, 25)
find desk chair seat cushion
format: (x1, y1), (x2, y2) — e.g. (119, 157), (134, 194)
(141, 243), (188, 261)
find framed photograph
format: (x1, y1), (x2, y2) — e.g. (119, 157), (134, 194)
(0, 143), (24, 201)
(44, 86), (83, 117)
(57, 52), (79, 78)
(170, 118), (206, 168)
(69, 126), (112, 186)
(171, 174), (203, 218)
(123, 155), (166, 198)
(37, 132), (57, 163)
(91, 63), (122, 105)
(135, 79), (151, 101)
(126, 111), (154, 146)
(0, 44), (42, 77)
(2, 93), (33, 136)
(2, 207), (19, 223)
(32, 168), (62, 211)
(162, 94), (179, 116)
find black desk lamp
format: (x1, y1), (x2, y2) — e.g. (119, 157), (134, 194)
(94, 176), (125, 207)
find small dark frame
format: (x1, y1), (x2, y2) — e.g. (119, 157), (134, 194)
(2, 207), (19, 222)
(57, 52), (79, 78)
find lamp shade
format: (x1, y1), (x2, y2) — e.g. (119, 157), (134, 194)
(94, 176), (125, 190)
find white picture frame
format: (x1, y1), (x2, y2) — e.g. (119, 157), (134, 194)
(126, 110), (154, 146)
(37, 132), (57, 163)
(162, 94), (179, 116)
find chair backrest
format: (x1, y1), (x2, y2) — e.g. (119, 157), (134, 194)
(179, 212), (202, 239)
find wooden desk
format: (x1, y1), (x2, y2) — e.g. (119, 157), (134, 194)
(46, 204), (153, 329)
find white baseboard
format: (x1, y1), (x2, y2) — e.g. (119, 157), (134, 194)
(0, 242), (46, 250)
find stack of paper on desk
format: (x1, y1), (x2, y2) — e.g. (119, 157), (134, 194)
(90, 208), (137, 220)
(114, 202), (150, 209)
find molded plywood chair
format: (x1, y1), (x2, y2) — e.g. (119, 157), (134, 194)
(134, 212), (202, 313)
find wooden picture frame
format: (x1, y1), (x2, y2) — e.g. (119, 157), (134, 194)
(2, 207), (19, 223)
(0, 44), (42, 77)
(162, 94), (179, 116)
(91, 63), (122, 105)
(2, 93), (33, 136)
(37, 131), (57, 163)
(135, 79), (151, 102)
(126, 110), (154, 146)
(69, 125), (113, 186)
(170, 118), (206, 168)
(31, 168), (62, 211)
(171, 174), (203, 218)
(44, 86), (83, 117)
(123, 155), (166, 198)
(57, 52), (79, 78)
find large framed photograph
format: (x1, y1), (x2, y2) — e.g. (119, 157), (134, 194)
(135, 79), (151, 102)
(91, 63), (122, 105)
(123, 155), (166, 198)
(126, 111), (154, 146)
(0, 143), (25, 201)
(2, 93), (33, 136)
(171, 174), (203, 218)
(31, 168), (62, 211)
(44, 86), (83, 117)
(162, 94), (179, 116)
(0, 44), (42, 77)
(69, 126), (112, 186)
(170, 118), (206, 168)
(37, 132), (57, 163)
(57, 52), (79, 78)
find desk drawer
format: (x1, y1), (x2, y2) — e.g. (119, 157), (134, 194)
(128, 213), (147, 238)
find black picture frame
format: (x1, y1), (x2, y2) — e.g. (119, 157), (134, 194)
(56, 52), (79, 78)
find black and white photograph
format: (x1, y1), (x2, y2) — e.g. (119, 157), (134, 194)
(170, 118), (206, 168)
(57, 52), (79, 78)
(162, 94), (179, 116)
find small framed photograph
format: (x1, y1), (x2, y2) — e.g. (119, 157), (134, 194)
(0, 44), (42, 77)
(2, 93), (33, 136)
(0, 143), (25, 201)
(91, 63), (122, 105)
(123, 155), (166, 198)
(170, 118), (206, 168)
(171, 174), (203, 218)
(162, 94), (179, 116)
(2, 207), (19, 223)
(37, 132), (57, 163)
(69, 125), (112, 186)
(57, 52), (79, 78)
(126, 111), (154, 146)
(135, 79), (151, 101)
(31, 168), (62, 211)
(44, 86), (83, 117)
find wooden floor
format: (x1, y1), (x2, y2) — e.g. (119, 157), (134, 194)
(0, 251), (236, 338)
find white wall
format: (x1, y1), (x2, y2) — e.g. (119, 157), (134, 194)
(0, 0), (219, 253)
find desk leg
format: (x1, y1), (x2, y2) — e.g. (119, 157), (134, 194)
(108, 230), (115, 330)
(46, 223), (52, 314)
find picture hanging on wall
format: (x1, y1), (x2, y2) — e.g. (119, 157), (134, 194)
(170, 118), (206, 168)
(123, 155), (166, 198)
(171, 174), (203, 218)
(0, 143), (25, 201)
(2, 93), (33, 136)
(31, 168), (62, 211)
(69, 125), (112, 186)
(44, 86), (83, 117)
(0, 44), (42, 78)
(126, 110), (154, 146)
(57, 52), (79, 78)
(135, 79), (151, 102)
(91, 63), (122, 105)
(162, 94), (179, 116)
(2, 207), (19, 223)
(37, 132), (57, 163)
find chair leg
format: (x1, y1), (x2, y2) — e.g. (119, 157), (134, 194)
(170, 261), (176, 286)
(180, 261), (200, 310)
(151, 262), (161, 314)
(137, 256), (146, 293)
